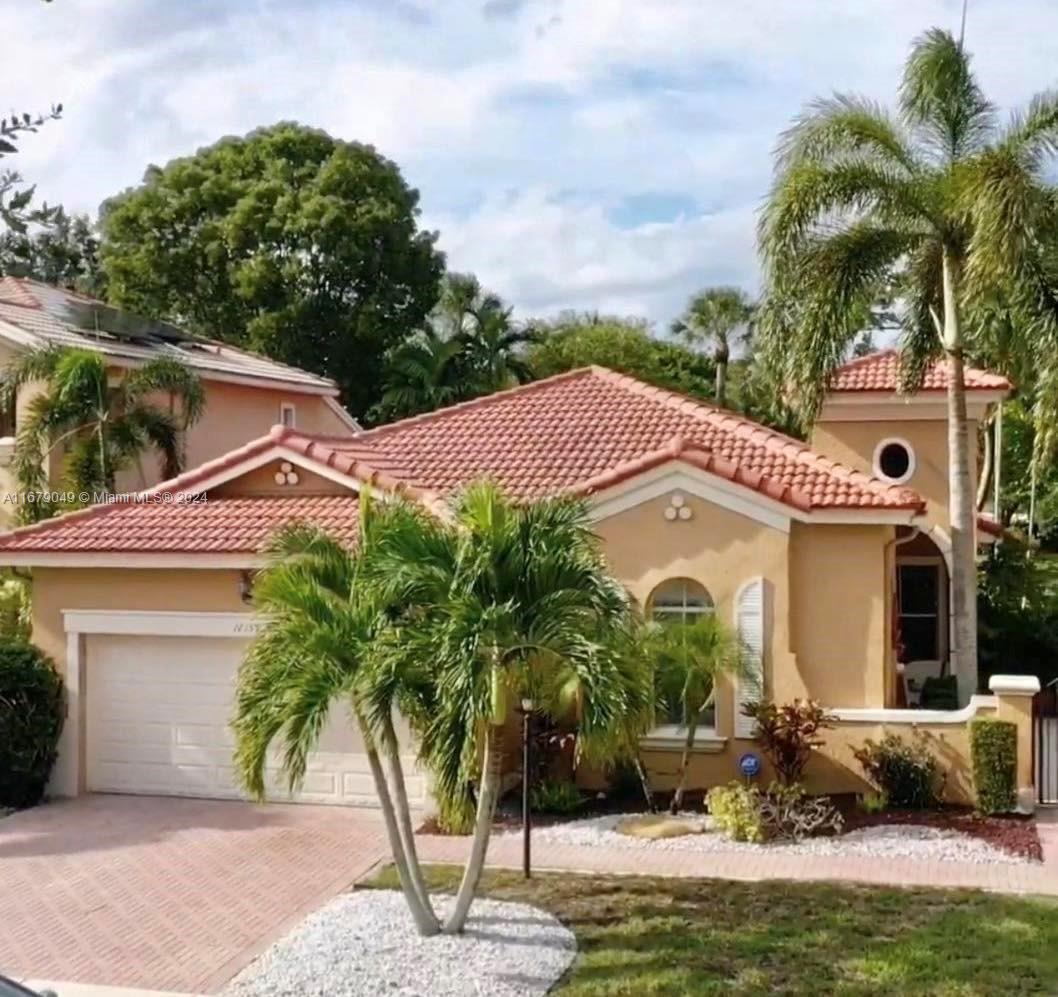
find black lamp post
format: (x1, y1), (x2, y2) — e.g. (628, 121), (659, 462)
(519, 696), (534, 879)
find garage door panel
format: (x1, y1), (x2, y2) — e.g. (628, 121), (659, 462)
(85, 633), (429, 808)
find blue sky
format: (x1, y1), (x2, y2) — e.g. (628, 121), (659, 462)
(7, 0), (1058, 327)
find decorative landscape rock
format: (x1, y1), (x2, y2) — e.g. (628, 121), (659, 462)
(616, 814), (710, 839)
(507, 813), (1033, 865)
(223, 890), (577, 997)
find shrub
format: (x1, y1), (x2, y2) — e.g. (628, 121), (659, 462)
(0, 638), (64, 809)
(852, 733), (942, 809)
(742, 699), (835, 784)
(530, 778), (583, 815)
(970, 719), (1017, 815)
(858, 790), (888, 814)
(758, 782), (844, 841)
(436, 788), (476, 835)
(707, 782), (765, 843)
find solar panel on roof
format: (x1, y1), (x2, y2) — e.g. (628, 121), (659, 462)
(62, 300), (203, 346)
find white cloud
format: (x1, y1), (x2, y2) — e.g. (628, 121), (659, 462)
(5, 0), (1058, 327)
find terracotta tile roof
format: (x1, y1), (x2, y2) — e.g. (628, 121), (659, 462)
(0, 277), (338, 394)
(0, 367), (928, 556)
(354, 366), (925, 511)
(0, 495), (361, 553)
(829, 349), (1011, 393)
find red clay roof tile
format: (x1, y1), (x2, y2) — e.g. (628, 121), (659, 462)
(829, 349), (1010, 393)
(0, 366), (929, 556)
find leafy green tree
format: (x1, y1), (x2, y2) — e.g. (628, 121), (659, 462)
(377, 328), (465, 421)
(98, 123), (444, 419)
(365, 482), (644, 933)
(672, 287), (754, 406)
(758, 28), (1058, 701)
(2, 346), (205, 522)
(0, 209), (102, 293)
(527, 314), (716, 401)
(645, 616), (746, 813)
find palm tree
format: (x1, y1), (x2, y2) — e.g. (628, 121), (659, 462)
(459, 306), (538, 393)
(379, 328), (465, 419)
(366, 482), (642, 934)
(232, 512), (441, 937)
(3, 345), (204, 522)
(758, 28), (1058, 702)
(673, 287), (754, 406)
(646, 615), (746, 813)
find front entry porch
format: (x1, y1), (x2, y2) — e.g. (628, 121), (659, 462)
(893, 530), (951, 706)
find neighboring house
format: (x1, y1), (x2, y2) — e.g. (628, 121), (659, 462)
(0, 278), (359, 518)
(0, 358), (1031, 808)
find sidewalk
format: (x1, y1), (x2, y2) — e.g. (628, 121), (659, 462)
(415, 807), (1058, 896)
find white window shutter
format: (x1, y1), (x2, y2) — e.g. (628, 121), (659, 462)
(734, 577), (765, 738)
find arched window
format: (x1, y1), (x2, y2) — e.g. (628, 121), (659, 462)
(647, 578), (716, 731)
(647, 578), (714, 624)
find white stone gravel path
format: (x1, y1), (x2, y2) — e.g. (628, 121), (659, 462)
(222, 890), (577, 997)
(501, 813), (1029, 865)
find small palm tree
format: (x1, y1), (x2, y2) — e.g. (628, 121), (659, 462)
(366, 481), (641, 934)
(646, 615), (747, 813)
(232, 511), (440, 936)
(458, 306), (537, 394)
(673, 287), (754, 406)
(758, 28), (1058, 701)
(3, 345), (204, 522)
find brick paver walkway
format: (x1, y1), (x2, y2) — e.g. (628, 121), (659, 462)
(416, 806), (1058, 895)
(0, 795), (389, 994)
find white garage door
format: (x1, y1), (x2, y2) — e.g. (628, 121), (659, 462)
(85, 633), (429, 807)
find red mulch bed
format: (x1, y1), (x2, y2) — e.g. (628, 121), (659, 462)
(836, 797), (1043, 862)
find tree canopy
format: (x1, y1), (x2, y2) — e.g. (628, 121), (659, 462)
(526, 314), (716, 401)
(0, 209), (102, 293)
(98, 122), (444, 420)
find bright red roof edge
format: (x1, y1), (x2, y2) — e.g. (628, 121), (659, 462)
(829, 349), (1011, 394)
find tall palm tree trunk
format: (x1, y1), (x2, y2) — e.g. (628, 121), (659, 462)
(380, 714), (435, 918)
(941, 251), (978, 705)
(358, 713), (439, 936)
(669, 713), (699, 814)
(714, 339), (729, 407)
(634, 754), (657, 813)
(443, 720), (503, 934)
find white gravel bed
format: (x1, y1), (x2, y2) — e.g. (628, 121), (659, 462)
(503, 813), (1029, 865)
(222, 889), (576, 997)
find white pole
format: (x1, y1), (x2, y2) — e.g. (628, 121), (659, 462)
(993, 402), (1002, 519)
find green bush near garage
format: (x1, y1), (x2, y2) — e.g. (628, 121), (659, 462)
(0, 637), (65, 809)
(970, 718), (1017, 815)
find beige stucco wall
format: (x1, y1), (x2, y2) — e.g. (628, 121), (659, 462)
(810, 418), (978, 535)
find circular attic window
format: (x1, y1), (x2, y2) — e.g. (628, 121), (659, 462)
(873, 438), (915, 484)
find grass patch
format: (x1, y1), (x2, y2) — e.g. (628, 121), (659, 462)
(365, 865), (1058, 995)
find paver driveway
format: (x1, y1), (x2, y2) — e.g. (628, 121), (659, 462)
(0, 795), (389, 994)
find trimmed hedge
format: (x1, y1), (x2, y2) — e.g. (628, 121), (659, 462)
(970, 718), (1017, 815)
(0, 638), (65, 809)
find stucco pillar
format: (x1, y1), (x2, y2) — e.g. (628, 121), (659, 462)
(989, 674), (1041, 807)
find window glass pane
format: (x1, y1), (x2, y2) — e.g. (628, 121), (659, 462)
(899, 565), (939, 615)
(649, 578), (713, 615)
(879, 442), (911, 480)
(659, 699), (716, 729)
(901, 616), (938, 661)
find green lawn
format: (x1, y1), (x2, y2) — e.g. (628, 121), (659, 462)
(366, 865), (1058, 995)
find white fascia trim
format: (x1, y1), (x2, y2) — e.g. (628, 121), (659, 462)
(820, 394), (1000, 422)
(102, 355), (340, 397)
(640, 726), (726, 752)
(3, 552), (266, 568)
(323, 395), (363, 432)
(63, 608), (262, 637)
(831, 694), (997, 725)
(589, 463), (792, 533)
(588, 461), (919, 530)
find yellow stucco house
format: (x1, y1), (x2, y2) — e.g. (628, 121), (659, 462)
(0, 277), (359, 517)
(0, 353), (1040, 808)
